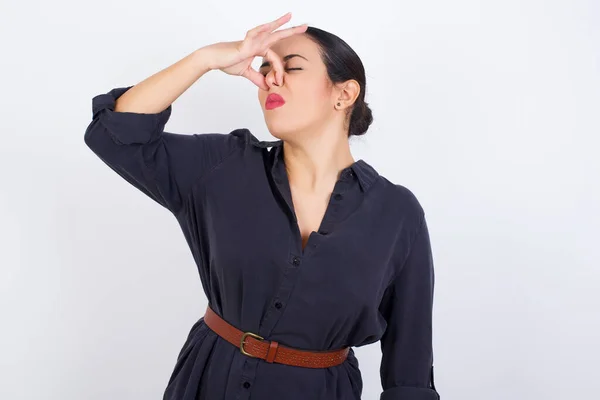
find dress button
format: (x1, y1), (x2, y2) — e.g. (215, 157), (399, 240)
(334, 193), (343, 201)
(275, 301), (282, 309)
(292, 256), (301, 266)
(243, 381), (251, 389)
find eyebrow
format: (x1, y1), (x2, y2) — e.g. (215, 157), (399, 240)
(259, 54), (308, 69)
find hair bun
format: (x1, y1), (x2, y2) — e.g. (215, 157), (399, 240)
(303, 26), (374, 137)
(349, 101), (373, 137)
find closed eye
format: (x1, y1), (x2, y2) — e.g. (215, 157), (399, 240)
(260, 68), (302, 77)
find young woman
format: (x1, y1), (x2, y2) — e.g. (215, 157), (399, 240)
(84, 12), (440, 400)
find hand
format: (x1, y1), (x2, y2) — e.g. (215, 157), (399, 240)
(205, 12), (308, 90)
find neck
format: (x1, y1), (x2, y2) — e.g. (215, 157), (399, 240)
(281, 132), (354, 193)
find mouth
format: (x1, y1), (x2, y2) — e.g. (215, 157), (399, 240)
(266, 94), (285, 110)
(265, 101), (285, 110)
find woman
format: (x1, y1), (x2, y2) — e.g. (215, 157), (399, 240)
(84, 12), (440, 400)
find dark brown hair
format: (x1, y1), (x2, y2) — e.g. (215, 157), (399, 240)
(303, 26), (374, 137)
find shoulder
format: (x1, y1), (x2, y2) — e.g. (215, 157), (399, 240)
(188, 127), (252, 148)
(227, 128), (278, 148)
(383, 180), (426, 233)
(177, 128), (260, 159)
(377, 176), (425, 220)
(227, 128), (255, 145)
(393, 183), (425, 217)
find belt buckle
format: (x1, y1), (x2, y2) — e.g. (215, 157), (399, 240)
(240, 331), (264, 357)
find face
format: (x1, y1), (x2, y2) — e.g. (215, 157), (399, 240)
(257, 34), (343, 141)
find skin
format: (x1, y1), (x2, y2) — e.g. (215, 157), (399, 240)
(256, 34), (361, 248)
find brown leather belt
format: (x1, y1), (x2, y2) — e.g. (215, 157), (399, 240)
(203, 304), (349, 368)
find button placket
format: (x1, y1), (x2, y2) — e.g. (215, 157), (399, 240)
(256, 250), (302, 339)
(291, 256), (301, 267)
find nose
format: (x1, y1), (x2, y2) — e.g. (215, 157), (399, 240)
(265, 68), (281, 87)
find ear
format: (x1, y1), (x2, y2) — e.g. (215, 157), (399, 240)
(334, 79), (361, 109)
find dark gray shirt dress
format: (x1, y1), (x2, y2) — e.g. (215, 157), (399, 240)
(83, 86), (440, 400)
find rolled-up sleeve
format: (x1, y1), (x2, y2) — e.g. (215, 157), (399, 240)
(83, 86), (244, 214)
(378, 213), (440, 400)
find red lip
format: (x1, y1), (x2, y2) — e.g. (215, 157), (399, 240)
(266, 93), (285, 109)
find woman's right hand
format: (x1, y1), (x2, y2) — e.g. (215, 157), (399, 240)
(204, 12), (308, 90)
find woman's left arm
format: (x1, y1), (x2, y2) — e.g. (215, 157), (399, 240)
(378, 212), (440, 400)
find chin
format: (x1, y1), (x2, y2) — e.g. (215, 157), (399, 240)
(264, 116), (308, 140)
(265, 123), (296, 141)
(265, 116), (289, 133)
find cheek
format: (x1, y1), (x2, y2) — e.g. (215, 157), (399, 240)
(257, 91), (266, 105)
(295, 83), (331, 114)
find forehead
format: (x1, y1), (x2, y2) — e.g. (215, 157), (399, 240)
(260, 34), (318, 63)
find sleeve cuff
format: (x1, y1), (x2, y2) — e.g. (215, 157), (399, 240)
(380, 386), (440, 400)
(91, 86), (172, 145)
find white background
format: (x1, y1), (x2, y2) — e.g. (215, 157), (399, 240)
(1, 1), (598, 399)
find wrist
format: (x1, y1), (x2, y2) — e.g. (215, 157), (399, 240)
(193, 46), (217, 73)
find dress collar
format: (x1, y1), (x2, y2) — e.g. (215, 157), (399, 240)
(249, 136), (379, 192)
